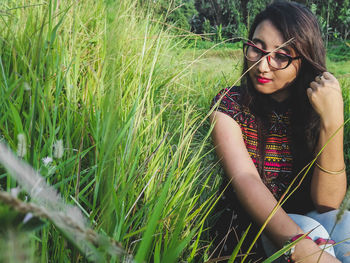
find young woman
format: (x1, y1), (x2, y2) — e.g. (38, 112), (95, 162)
(210, 1), (349, 262)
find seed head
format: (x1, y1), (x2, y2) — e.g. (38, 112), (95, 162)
(42, 156), (53, 166)
(53, 140), (64, 159)
(17, 133), (27, 158)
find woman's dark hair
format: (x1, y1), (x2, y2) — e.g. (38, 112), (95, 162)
(240, 1), (326, 177)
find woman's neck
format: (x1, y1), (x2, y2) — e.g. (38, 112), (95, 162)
(269, 88), (291, 102)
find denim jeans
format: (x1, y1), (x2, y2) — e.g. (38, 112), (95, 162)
(261, 210), (350, 262)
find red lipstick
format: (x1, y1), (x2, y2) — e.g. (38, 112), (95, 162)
(257, 76), (272, 84)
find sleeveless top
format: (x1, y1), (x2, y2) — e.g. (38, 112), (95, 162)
(210, 86), (313, 262)
(212, 86), (294, 199)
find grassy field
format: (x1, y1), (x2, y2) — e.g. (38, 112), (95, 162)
(0, 1), (349, 262)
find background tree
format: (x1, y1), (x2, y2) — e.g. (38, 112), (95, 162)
(338, 0), (350, 40)
(151, 0), (350, 41)
(149, 0), (197, 31)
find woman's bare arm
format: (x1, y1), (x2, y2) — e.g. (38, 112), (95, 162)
(210, 110), (340, 262)
(307, 72), (347, 212)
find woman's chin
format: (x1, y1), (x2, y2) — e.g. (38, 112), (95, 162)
(253, 85), (275, 95)
(253, 86), (291, 102)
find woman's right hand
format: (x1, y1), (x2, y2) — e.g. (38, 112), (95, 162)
(306, 71), (344, 128)
(292, 238), (340, 262)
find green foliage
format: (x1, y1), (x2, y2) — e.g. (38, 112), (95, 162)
(245, 0), (270, 29)
(193, 0), (250, 39)
(327, 41), (350, 62)
(0, 202), (45, 262)
(153, 0), (350, 42)
(214, 24), (223, 42)
(149, 0), (197, 31)
(0, 204), (45, 233)
(202, 18), (211, 34)
(228, 224), (251, 263)
(185, 39), (242, 50)
(0, 0), (220, 261)
(339, 0), (350, 39)
(306, 0), (350, 41)
(0, 230), (36, 263)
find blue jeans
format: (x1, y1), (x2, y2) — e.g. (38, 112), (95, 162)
(262, 210), (350, 262)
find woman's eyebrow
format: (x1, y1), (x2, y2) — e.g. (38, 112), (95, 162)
(252, 37), (291, 53)
(277, 46), (291, 54)
(252, 38), (265, 48)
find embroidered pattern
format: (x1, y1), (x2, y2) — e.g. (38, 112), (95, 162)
(212, 86), (294, 199)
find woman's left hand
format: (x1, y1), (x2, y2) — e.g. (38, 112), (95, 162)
(307, 72), (344, 127)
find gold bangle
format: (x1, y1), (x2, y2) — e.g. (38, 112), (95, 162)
(315, 162), (346, 175)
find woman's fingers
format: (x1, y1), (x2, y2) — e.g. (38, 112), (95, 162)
(323, 71), (334, 80)
(310, 73), (326, 91)
(315, 75), (323, 84)
(309, 72), (340, 92)
(309, 81), (319, 90)
(307, 71), (343, 124)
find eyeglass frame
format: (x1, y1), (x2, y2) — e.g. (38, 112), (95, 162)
(243, 41), (302, 70)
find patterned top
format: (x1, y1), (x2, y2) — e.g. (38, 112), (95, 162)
(212, 86), (295, 199)
(210, 86), (314, 261)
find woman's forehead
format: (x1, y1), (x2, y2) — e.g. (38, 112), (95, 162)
(252, 20), (285, 47)
(252, 20), (295, 54)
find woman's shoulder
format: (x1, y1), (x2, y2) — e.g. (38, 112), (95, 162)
(214, 86), (242, 99)
(211, 86), (242, 111)
(211, 86), (248, 117)
(210, 86), (255, 126)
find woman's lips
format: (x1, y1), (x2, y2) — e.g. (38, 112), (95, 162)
(257, 76), (272, 84)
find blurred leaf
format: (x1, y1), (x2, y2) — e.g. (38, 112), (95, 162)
(20, 214), (47, 232)
(228, 224), (251, 263)
(0, 203), (45, 232)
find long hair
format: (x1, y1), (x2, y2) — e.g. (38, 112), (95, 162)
(240, 1), (326, 176)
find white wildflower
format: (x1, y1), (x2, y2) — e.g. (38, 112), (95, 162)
(42, 156), (53, 166)
(23, 213), (33, 224)
(17, 133), (27, 158)
(23, 82), (31, 91)
(53, 140), (64, 159)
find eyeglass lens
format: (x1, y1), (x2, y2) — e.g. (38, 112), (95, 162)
(245, 44), (291, 69)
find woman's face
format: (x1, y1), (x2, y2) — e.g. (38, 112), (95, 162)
(247, 19), (301, 102)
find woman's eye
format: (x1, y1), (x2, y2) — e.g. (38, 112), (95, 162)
(252, 46), (262, 54)
(275, 53), (289, 61)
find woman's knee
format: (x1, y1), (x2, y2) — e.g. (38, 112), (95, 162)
(307, 209), (350, 233)
(306, 209), (350, 262)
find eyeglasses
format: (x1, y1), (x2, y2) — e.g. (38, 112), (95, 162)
(243, 42), (301, 70)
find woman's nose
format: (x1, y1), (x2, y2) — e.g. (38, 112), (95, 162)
(257, 55), (271, 72)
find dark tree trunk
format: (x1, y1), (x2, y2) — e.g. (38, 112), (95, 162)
(210, 0), (223, 25)
(241, 0), (249, 26)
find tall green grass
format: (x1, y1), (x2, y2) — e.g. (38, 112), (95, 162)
(0, 0), (349, 262)
(0, 0), (222, 262)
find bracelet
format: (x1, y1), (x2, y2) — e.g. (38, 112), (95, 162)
(283, 234), (312, 263)
(314, 237), (336, 246)
(290, 234), (312, 242)
(315, 162), (346, 175)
